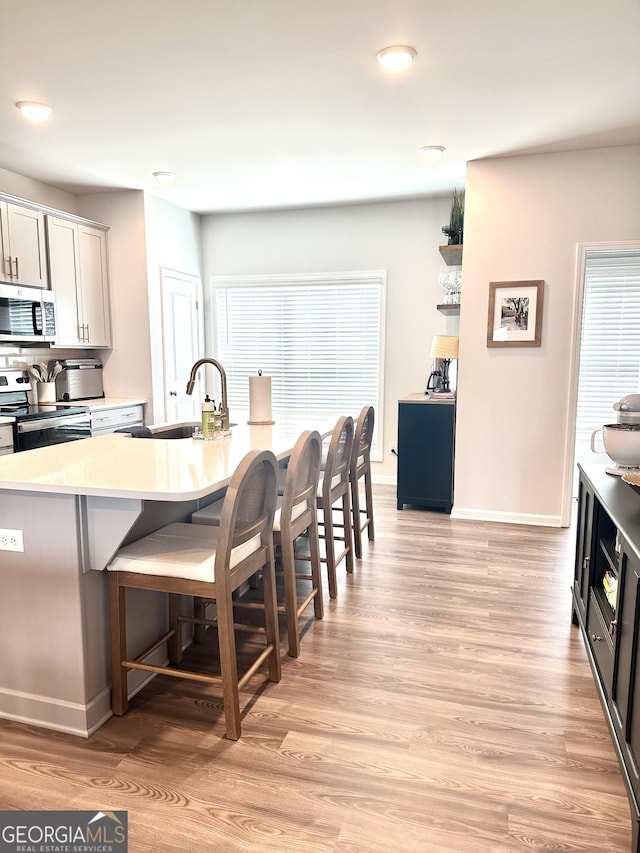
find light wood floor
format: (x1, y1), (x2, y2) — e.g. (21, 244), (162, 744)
(0, 485), (632, 852)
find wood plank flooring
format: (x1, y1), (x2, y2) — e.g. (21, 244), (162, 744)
(0, 485), (632, 852)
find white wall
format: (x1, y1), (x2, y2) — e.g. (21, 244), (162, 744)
(142, 193), (202, 423)
(201, 197), (456, 481)
(75, 192), (202, 423)
(0, 167), (78, 213)
(77, 191), (154, 416)
(454, 145), (640, 526)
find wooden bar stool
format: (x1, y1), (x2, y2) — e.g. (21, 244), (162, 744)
(193, 431), (324, 658)
(350, 405), (375, 558)
(317, 416), (355, 599)
(107, 448), (280, 741)
(272, 429), (323, 657)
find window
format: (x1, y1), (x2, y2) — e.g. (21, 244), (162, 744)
(577, 251), (640, 427)
(574, 248), (640, 480)
(211, 271), (385, 459)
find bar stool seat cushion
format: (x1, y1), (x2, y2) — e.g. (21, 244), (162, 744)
(107, 522), (261, 582)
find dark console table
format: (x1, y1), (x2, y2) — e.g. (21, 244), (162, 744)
(573, 464), (640, 852)
(396, 393), (455, 513)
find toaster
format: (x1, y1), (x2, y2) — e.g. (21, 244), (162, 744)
(51, 358), (104, 401)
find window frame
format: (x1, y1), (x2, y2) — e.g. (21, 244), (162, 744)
(208, 270), (386, 462)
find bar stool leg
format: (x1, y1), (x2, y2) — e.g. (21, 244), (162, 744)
(216, 589), (241, 741)
(365, 469), (375, 542)
(343, 490), (354, 574)
(109, 573), (129, 716)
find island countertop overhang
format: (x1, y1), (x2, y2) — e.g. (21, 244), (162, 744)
(0, 421), (330, 501)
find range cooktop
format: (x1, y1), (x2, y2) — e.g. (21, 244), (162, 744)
(0, 402), (90, 420)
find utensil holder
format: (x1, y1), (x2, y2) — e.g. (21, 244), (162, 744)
(37, 382), (57, 404)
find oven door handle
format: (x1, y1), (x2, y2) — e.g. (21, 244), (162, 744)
(32, 302), (43, 335)
(17, 413), (91, 433)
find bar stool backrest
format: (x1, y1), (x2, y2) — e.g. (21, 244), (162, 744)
(322, 415), (354, 498)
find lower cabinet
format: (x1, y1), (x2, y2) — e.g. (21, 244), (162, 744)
(611, 544), (640, 810)
(574, 465), (640, 852)
(0, 423), (13, 455)
(91, 404), (144, 436)
(396, 394), (455, 512)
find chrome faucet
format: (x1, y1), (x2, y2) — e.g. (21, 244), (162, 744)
(186, 358), (230, 430)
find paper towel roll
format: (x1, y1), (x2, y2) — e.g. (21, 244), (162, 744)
(248, 373), (275, 424)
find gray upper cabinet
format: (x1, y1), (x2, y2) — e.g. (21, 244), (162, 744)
(46, 215), (111, 348)
(0, 201), (48, 288)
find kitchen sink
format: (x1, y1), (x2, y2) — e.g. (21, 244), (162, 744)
(150, 423), (200, 439)
(149, 422), (236, 439)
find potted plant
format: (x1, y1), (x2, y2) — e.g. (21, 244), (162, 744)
(442, 188), (464, 245)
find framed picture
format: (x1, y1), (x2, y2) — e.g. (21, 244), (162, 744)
(487, 280), (544, 347)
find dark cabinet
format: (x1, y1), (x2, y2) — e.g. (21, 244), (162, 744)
(573, 475), (596, 624)
(612, 544), (640, 809)
(396, 395), (455, 513)
(574, 465), (640, 852)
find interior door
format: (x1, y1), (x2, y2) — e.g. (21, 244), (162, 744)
(161, 269), (202, 423)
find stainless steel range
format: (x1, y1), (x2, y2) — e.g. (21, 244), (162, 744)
(0, 368), (91, 452)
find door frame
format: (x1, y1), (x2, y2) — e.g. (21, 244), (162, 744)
(562, 240), (640, 526)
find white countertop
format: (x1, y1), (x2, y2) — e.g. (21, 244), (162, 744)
(0, 419), (334, 500)
(0, 416), (14, 425)
(399, 392), (456, 404)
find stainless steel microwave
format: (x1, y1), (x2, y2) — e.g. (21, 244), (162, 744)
(0, 282), (56, 345)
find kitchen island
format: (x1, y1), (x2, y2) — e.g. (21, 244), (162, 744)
(0, 420), (332, 736)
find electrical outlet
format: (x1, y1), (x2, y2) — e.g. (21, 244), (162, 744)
(0, 528), (24, 552)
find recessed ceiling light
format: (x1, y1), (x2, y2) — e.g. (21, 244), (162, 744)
(376, 45), (417, 72)
(16, 101), (53, 122)
(152, 171), (176, 186)
(419, 145), (446, 157)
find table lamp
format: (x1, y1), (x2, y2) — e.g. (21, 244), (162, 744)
(429, 335), (459, 393)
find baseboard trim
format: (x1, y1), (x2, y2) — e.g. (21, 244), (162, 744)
(451, 506), (563, 528)
(0, 685), (112, 738)
(372, 474), (396, 486)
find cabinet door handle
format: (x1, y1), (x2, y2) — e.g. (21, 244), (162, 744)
(583, 557), (590, 570)
(13, 257), (19, 279)
(5, 257), (13, 278)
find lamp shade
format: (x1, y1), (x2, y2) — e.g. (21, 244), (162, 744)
(429, 335), (459, 360)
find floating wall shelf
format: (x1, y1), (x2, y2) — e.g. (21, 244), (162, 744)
(439, 244), (463, 266)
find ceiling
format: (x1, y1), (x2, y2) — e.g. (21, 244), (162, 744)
(1, 0), (639, 214)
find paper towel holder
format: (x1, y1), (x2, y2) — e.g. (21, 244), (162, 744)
(247, 369), (275, 425)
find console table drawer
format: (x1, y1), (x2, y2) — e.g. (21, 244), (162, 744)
(587, 589), (614, 695)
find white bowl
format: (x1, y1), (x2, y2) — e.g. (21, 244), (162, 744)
(592, 423), (640, 467)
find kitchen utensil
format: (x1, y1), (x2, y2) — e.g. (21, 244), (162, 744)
(28, 364), (44, 383)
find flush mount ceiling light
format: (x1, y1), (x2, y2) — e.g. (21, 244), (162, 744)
(419, 145), (446, 157)
(152, 171), (176, 186)
(16, 101), (53, 122)
(376, 45), (417, 72)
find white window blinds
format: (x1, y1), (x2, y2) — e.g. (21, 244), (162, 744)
(212, 272), (385, 458)
(576, 251), (640, 430)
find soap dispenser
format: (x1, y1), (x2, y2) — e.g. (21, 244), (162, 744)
(202, 395), (215, 436)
